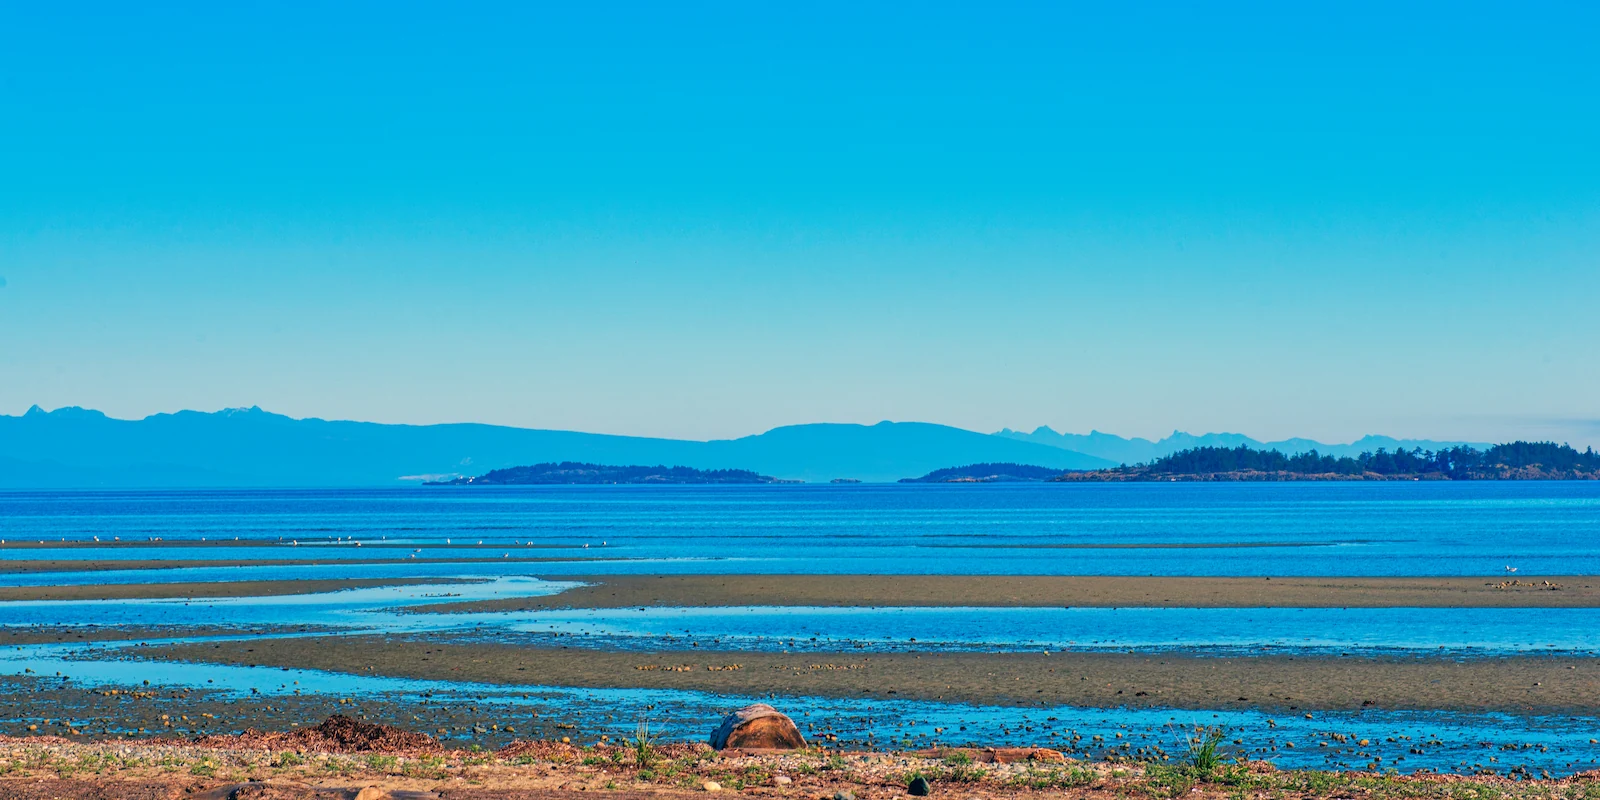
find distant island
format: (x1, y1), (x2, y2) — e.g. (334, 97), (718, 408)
(900, 463), (1064, 483)
(426, 462), (792, 485)
(1054, 442), (1600, 482)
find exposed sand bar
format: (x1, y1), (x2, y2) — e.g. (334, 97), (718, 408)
(0, 557), (617, 574)
(1, 625), (332, 645)
(416, 573), (1600, 612)
(0, 540), (576, 549)
(144, 635), (1600, 714)
(0, 577), (483, 602)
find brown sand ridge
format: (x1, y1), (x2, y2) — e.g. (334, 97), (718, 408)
(0, 578), (483, 602)
(411, 573), (1600, 612)
(1, 624), (334, 646)
(0, 557), (616, 575)
(142, 635), (1600, 714)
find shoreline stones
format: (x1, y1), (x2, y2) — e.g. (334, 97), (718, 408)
(708, 704), (806, 750)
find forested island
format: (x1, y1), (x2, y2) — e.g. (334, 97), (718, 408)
(900, 462), (1064, 482)
(1054, 441), (1600, 482)
(426, 462), (787, 485)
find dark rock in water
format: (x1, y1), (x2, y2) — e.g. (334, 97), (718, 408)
(908, 776), (931, 796)
(708, 704), (806, 750)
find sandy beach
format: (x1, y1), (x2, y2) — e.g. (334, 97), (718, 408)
(0, 540), (578, 550)
(140, 634), (1600, 714)
(415, 573), (1600, 612)
(0, 557), (614, 574)
(0, 578), (482, 602)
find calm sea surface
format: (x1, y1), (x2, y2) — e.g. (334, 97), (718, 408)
(3, 482), (1599, 576)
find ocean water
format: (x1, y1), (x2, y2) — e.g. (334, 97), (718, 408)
(2, 481), (1599, 576)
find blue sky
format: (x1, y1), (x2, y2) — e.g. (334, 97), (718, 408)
(2, 2), (1596, 444)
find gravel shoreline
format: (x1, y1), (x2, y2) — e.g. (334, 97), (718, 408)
(0, 727), (1591, 800)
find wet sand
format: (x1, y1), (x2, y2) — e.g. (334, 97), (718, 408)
(0, 557), (615, 574)
(0, 539), (577, 549)
(1, 625), (330, 646)
(415, 573), (1600, 613)
(0, 577), (482, 602)
(142, 635), (1600, 714)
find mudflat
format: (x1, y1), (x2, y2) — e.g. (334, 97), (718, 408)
(414, 573), (1598, 612)
(0, 625), (330, 646)
(0, 539), (575, 549)
(0, 557), (614, 574)
(0, 577), (481, 602)
(141, 635), (1600, 714)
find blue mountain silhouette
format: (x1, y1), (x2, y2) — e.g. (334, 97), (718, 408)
(994, 425), (1489, 465)
(0, 406), (1114, 487)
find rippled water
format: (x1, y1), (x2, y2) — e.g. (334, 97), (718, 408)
(2, 482), (1598, 576)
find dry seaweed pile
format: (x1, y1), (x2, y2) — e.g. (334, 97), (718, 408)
(193, 715), (441, 754)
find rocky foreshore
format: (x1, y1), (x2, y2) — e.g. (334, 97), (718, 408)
(0, 715), (1593, 800)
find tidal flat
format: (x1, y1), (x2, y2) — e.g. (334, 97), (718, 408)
(412, 573), (1600, 613)
(139, 634), (1600, 714)
(0, 578), (482, 602)
(2, 483), (1599, 783)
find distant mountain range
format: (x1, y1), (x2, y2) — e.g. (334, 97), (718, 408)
(994, 426), (1490, 465)
(0, 405), (1501, 488)
(0, 406), (1113, 487)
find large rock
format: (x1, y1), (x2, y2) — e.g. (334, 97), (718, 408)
(708, 704), (806, 750)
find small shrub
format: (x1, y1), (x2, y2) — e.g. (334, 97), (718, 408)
(632, 723), (664, 770)
(1184, 726), (1227, 776)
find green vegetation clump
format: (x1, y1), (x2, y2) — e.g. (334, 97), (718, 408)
(1074, 441), (1600, 480)
(900, 463), (1067, 482)
(433, 462), (782, 485)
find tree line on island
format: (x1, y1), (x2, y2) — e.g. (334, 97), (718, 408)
(425, 462), (793, 485)
(909, 441), (1600, 482)
(427, 441), (1600, 485)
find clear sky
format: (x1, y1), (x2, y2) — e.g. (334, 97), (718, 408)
(2, 2), (1596, 445)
